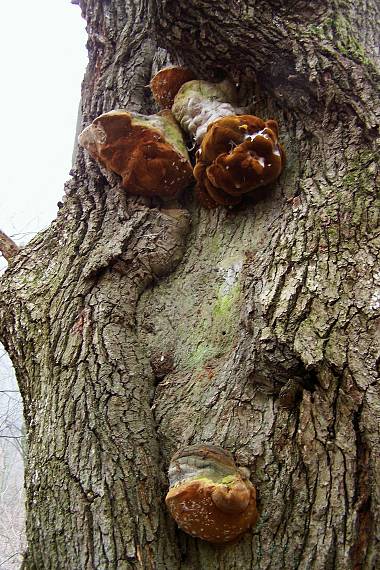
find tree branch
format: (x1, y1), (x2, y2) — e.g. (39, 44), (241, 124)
(0, 435), (23, 439)
(0, 230), (19, 262)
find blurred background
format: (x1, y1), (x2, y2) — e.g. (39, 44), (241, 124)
(0, 1), (87, 566)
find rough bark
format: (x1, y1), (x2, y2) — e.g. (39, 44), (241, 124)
(0, 0), (379, 568)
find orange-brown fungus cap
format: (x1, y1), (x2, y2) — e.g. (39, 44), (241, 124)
(194, 115), (285, 208)
(78, 110), (193, 199)
(150, 67), (196, 109)
(165, 444), (258, 543)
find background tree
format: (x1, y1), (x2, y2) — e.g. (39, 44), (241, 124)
(0, 348), (26, 568)
(0, 0), (379, 568)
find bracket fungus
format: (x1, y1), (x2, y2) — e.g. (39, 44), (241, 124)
(171, 78), (240, 144)
(193, 115), (285, 208)
(151, 69), (285, 208)
(150, 66), (196, 110)
(78, 109), (193, 199)
(165, 444), (258, 543)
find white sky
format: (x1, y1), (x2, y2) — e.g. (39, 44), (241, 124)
(0, 1), (87, 255)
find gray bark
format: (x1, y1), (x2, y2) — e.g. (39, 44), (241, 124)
(0, 0), (379, 568)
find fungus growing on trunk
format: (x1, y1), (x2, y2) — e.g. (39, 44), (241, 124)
(78, 110), (193, 199)
(172, 78), (240, 144)
(165, 444), (258, 543)
(150, 71), (285, 208)
(150, 66), (196, 109)
(193, 115), (285, 208)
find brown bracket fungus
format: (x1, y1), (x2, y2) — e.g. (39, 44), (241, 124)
(150, 66), (196, 110)
(150, 70), (285, 208)
(193, 115), (285, 208)
(165, 444), (258, 543)
(78, 110), (193, 199)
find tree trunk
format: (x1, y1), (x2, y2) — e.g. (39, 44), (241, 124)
(0, 0), (379, 568)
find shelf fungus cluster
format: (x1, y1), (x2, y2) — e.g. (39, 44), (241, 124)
(151, 67), (285, 208)
(79, 66), (285, 207)
(78, 109), (193, 199)
(165, 444), (258, 543)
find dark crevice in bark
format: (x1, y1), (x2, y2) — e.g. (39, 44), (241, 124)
(351, 405), (374, 569)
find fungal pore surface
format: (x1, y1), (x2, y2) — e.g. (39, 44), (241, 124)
(165, 444), (258, 543)
(78, 109), (193, 199)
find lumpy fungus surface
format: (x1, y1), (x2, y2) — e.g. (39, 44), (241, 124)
(193, 115), (285, 208)
(78, 110), (193, 199)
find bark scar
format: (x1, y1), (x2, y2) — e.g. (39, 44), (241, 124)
(71, 308), (92, 335)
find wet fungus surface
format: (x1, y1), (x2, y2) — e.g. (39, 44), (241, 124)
(78, 110), (193, 199)
(193, 115), (285, 208)
(165, 444), (258, 543)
